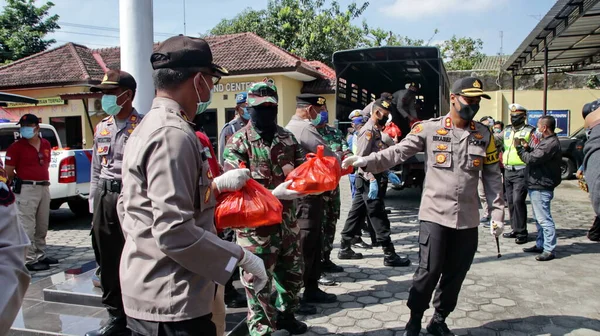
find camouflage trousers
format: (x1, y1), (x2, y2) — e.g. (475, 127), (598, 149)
(236, 221), (303, 336)
(321, 186), (341, 261)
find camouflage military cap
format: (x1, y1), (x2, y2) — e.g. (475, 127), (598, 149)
(247, 82), (278, 107)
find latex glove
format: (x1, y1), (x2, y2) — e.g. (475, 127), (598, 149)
(272, 180), (303, 200)
(368, 180), (379, 200)
(490, 220), (504, 237)
(238, 248), (268, 292)
(387, 172), (401, 185)
(342, 156), (367, 169)
(213, 168), (251, 193)
(0, 181), (8, 191)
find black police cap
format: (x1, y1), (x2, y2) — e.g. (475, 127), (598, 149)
(451, 77), (491, 100)
(151, 35), (229, 77)
(296, 94), (326, 106)
(582, 98), (600, 119)
(374, 98), (394, 112)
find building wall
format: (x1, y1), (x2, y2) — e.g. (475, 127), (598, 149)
(474, 89), (597, 135)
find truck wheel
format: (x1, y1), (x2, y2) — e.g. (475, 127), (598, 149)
(68, 199), (90, 217)
(561, 157), (575, 180)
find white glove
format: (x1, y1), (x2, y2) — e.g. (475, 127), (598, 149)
(0, 182), (8, 191)
(342, 156), (367, 169)
(213, 168), (251, 193)
(238, 248), (268, 292)
(490, 220), (504, 237)
(272, 180), (303, 200)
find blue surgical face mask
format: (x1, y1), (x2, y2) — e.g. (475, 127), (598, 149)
(20, 126), (35, 139)
(493, 128), (502, 134)
(101, 91), (128, 116)
(318, 111), (328, 125)
(194, 75), (213, 115)
(241, 107), (250, 120)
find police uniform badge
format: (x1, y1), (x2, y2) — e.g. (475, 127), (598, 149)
(99, 129), (110, 136)
(474, 133), (484, 140)
(436, 128), (448, 135)
(410, 124), (423, 134)
(365, 130), (372, 141)
(204, 187), (211, 204)
(473, 158), (481, 167)
(444, 117), (452, 128)
(469, 121), (476, 130)
(435, 153), (446, 164)
(436, 144), (448, 151)
(510, 105), (517, 112)
(473, 80), (481, 89)
(207, 169), (213, 180)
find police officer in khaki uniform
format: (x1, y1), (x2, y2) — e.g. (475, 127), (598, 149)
(338, 98), (410, 267)
(118, 35), (267, 336)
(85, 69), (142, 336)
(344, 77), (505, 336)
(285, 94), (338, 308)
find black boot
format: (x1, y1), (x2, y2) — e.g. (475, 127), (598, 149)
(403, 311), (423, 336)
(276, 312), (308, 335)
(85, 311), (130, 336)
(321, 257), (344, 273)
(382, 243), (411, 267)
(318, 273), (337, 286)
(304, 288), (337, 303)
(351, 236), (372, 249)
(296, 300), (317, 315)
(338, 240), (363, 260)
(426, 311), (455, 336)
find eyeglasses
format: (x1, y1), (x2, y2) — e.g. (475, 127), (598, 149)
(38, 152), (45, 166)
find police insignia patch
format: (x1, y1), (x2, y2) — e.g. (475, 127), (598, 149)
(473, 158), (481, 167)
(411, 124), (423, 134)
(470, 122), (476, 130)
(127, 129), (133, 134)
(365, 131), (372, 140)
(129, 115), (138, 122)
(444, 117), (452, 128)
(474, 133), (483, 140)
(99, 129), (110, 136)
(436, 153), (446, 164)
(436, 128), (448, 135)
(207, 170), (213, 180)
(510, 105), (517, 112)
(436, 144), (448, 151)
(204, 187), (211, 204)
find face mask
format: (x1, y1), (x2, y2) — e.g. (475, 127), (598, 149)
(493, 128), (502, 134)
(241, 107), (250, 120)
(510, 114), (525, 126)
(310, 108), (322, 126)
(318, 111), (328, 126)
(249, 106), (278, 136)
(194, 75), (213, 115)
(101, 91), (128, 116)
(454, 99), (480, 122)
(20, 126), (35, 139)
(535, 130), (543, 139)
(377, 117), (388, 127)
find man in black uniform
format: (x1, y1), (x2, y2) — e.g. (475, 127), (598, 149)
(338, 98), (410, 267)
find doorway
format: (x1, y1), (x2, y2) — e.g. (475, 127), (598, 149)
(50, 116), (83, 149)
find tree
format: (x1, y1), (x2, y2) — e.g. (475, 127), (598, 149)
(0, 0), (59, 64)
(363, 26), (425, 47)
(438, 35), (484, 71)
(207, 0), (369, 65)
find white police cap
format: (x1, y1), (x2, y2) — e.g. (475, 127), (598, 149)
(508, 103), (527, 113)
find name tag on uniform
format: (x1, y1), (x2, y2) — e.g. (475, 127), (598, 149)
(468, 139), (485, 146)
(433, 136), (451, 142)
(97, 137), (111, 156)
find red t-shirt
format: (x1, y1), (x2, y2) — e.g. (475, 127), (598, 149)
(195, 131), (221, 178)
(5, 138), (51, 181)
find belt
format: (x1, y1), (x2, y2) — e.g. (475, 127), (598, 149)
(21, 180), (50, 186)
(100, 179), (122, 193)
(505, 165), (526, 171)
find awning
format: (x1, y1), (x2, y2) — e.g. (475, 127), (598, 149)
(503, 0), (600, 75)
(0, 92), (39, 106)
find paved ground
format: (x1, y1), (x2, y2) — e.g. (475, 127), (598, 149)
(36, 179), (600, 335)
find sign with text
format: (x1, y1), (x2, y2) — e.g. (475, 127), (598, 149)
(6, 96), (64, 108)
(527, 110), (570, 137)
(214, 78), (275, 93)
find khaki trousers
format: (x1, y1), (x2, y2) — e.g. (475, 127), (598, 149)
(16, 185), (50, 264)
(211, 284), (226, 335)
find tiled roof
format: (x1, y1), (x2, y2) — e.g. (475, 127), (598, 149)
(0, 43), (105, 89)
(473, 55), (509, 71)
(0, 32), (328, 91)
(302, 61), (336, 94)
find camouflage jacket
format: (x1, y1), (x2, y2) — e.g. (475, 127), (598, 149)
(318, 125), (352, 159)
(223, 123), (306, 224)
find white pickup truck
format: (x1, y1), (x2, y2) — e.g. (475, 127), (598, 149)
(0, 121), (93, 216)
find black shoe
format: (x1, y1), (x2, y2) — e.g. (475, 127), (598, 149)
(276, 312), (308, 335)
(224, 290), (247, 308)
(39, 256), (59, 265)
(536, 251), (555, 261)
(296, 301), (317, 315)
(321, 259), (343, 273)
(26, 262), (49, 272)
(515, 236), (528, 245)
(503, 231), (517, 238)
(85, 317), (130, 336)
(351, 237), (372, 249)
(427, 313), (455, 336)
(304, 288), (337, 303)
(361, 230), (370, 237)
(338, 240), (363, 260)
(382, 243), (411, 267)
(403, 312), (423, 336)
(318, 274), (336, 286)
(523, 245), (543, 253)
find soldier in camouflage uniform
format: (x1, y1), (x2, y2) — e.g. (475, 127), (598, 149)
(223, 82), (307, 336)
(315, 106), (351, 279)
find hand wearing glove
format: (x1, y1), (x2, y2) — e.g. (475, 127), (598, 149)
(387, 172), (401, 185)
(213, 168), (251, 193)
(342, 156), (367, 169)
(272, 180), (304, 200)
(368, 180), (379, 200)
(238, 248), (268, 292)
(490, 220), (504, 237)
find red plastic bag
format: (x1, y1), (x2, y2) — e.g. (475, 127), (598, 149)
(215, 164), (283, 230)
(285, 145), (341, 194)
(384, 123), (402, 139)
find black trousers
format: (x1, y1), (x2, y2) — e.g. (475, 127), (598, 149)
(504, 169), (528, 236)
(91, 183), (125, 317)
(407, 221), (478, 315)
(341, 175), (391, 244)
(127, 314), (215, 336)
(297, 196), (324, 290)
(589, 216), (600, 241)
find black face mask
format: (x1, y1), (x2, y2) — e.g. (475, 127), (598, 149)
(249, 106), (278, 140)
(377, 117), (387, 127)
(454, 99), (480, 122)
(510, 114), (525, 126)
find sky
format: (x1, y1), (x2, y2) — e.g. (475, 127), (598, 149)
(1, 0), (556, 57)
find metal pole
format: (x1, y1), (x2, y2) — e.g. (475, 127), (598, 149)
(543, 46), (549, 116)
(511, 71), (515, 103)
(119, 0), (154, 115)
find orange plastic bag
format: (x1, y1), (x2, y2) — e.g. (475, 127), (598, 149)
(215, 164), (283, 230)
(285, 145), (341, 194)
(384, 123), (402, 139)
